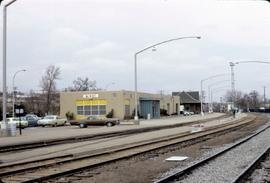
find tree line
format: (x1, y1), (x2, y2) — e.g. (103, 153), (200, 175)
(224, 90), (266, 109)
(1, 64), (102, 118)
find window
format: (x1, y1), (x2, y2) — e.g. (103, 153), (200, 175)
(84, 110), (91, 115)
(125, 105), (130, 115)
(44, 116), (55, 119)
(77, 106), (84, 115)
(26, 116), (33, 120)
(92, 105), (98, 115)
(76, 100), (107, 116)
(99, 105), (106, 115)
(84, 106), (91, 115)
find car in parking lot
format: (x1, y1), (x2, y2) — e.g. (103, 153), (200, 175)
(183, 111), (194, 116)
(69, 116), (120, 128)
(37, 115), (67, 127)
(0, 117), (28, 128)
(24, 114), (40, 127)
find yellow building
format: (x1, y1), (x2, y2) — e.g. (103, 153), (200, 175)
(60, 90), (180, 120)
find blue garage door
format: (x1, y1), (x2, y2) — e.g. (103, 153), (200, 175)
(140, 99), (160, 119)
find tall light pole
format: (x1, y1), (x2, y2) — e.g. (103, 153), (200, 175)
(200, 73), (229, 116)
(230, 60), (270, 111)
(229, 62), (236, 111)
(2, 0), (18, 131)
(12, 69), (26, 117)
(134, 36), (201, 122)
(263, 86), (266, 109)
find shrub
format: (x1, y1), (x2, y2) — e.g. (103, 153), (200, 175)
(106, 109), (114, 118)
(160, 109), (169, 116)
(65, 111), (74, 120)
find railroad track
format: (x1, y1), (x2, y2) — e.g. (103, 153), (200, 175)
(231, 144), (270, 183)
(0, 114), (229, 153)
(0, 115), (256, 183)
(154, 117), (270, 183)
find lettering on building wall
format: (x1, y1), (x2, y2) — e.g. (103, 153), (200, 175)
(83, 94), (99, 99)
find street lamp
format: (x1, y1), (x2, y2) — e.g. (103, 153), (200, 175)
(200, 73), (229, 116)
(263, 86), (266, 110)
(2, 0), (18, 131)
(229, 60), (270, 111)
(12, 69), (26, 117)
(134, 36), (201, 122)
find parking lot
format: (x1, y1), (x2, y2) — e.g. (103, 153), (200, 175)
(0, 113), (227, 146)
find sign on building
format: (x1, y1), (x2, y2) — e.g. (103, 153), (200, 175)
(83, 94), (99, 99)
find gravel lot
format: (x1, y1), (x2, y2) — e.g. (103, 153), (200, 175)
(174, 117), (270, 183)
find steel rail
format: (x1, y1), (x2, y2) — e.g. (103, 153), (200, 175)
(0, 116), (255, 182)
(0, 116), (242, 177)
(154, 122), (270, 183)
(230, 144), (270, 183)
(0, 114), (229, 153)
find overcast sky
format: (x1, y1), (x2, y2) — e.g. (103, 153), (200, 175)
(1, 0), (270, 101)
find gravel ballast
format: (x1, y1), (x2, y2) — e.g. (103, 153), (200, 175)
(166, 123), (270, 183)
(245, 152), (270, 183)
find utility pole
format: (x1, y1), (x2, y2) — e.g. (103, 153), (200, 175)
(200, 80), (204, 116)
(263, 86), (266, 109)
(134, 36), (201, 123)
(3, 0), (18, 132)
(229, 62), (236, 110)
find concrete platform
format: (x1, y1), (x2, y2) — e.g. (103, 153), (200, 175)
(0, 113), (232, 147)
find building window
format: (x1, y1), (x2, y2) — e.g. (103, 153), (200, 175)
(92, 105), (99, 115)
(99, 105), (106, 115)
(125, 105), (130, 115)
(77, 106), (84, 115)
(76, 104), (106, 116)
(84, 106), (91, 115)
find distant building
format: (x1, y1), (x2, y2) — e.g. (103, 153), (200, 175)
(172, 91), (201, 114)
(60, 90), (180, 120)
(0, 91), (60, 116)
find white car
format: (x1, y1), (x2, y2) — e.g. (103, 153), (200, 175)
(37, 115), (67, 127)
(183, 111), (191, 116)
(0, 117), (28, 128)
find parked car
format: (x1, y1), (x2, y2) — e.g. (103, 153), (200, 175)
(37, 115), (67, 127)
(69, 116), (120, 128)
(183, 111), (191, 116)
(24, 114), (39, 127)
(0, 117), (28, 128)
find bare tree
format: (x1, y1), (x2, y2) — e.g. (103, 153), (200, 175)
(40, 65), (60, 114)
(24, 90), (47, 116)
(68, 77), (100, 91)
(224, 90), (263, 110)
(224, 90), (243, 104)
(249, 90), (261, 109)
